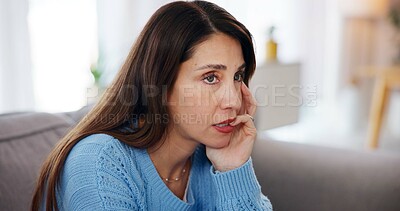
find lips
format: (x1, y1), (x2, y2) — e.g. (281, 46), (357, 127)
(213, 118), (235, 126)
(212, 118), (235, 133)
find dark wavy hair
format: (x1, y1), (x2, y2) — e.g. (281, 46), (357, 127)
(31, 1), (256, 210)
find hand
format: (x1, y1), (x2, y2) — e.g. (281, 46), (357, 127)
(206, 82), (257, 172)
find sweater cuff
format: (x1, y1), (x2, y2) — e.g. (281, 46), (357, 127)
(210, 157), (261, 200)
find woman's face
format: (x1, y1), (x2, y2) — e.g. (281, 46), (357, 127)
(167, 33), (245, 148)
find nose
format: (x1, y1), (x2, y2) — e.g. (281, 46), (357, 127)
(219, 82), (241, 111)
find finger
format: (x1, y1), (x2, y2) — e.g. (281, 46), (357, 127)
(241, 82), (257, 116)
(229, 114), (255, 128)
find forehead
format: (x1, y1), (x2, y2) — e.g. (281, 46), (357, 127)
(185, 33), (244, 70)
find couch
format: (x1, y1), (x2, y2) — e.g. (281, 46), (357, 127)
(1, 106), (400, 211)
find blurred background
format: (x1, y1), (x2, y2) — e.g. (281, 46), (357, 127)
(1, 0), (399, 151)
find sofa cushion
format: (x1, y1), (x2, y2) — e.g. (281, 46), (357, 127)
(252, 139), (400, 211)
(0, 112), (73, 211)
(62, 104), (93, 123)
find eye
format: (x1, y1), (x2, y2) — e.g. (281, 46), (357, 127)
(234, 71), (245, 82)
(202, 73), (219, 85)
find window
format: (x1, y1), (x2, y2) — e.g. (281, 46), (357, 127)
(28, 0), (97, 112)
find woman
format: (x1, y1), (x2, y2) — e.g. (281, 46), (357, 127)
(31, 1), (273, 210)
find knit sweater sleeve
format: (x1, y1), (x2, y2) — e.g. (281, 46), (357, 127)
(210, 157), (273, 210)
(58, 135), (145, 211)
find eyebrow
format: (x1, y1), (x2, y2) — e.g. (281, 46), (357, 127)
(194, 63), (246, 71)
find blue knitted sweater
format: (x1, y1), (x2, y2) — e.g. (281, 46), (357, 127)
(56, 134), (273, 210)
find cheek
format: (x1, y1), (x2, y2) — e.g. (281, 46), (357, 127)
(177, 87), (217, 125)
(233, 83), (243, 109)
(238, 86), (243, 106)
(170, 87), (214, 124)
(236, 83), (242, 97)
(200, 85), (220, 108)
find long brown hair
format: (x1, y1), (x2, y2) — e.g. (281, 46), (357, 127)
(31, 1), (256, 210)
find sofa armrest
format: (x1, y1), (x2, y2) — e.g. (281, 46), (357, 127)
(252, 139), (400, 211)
(0, 112), (73, 211)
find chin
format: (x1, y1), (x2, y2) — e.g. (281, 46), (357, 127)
(205, 138), (230, 149)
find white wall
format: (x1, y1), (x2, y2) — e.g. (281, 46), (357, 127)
(0, 0), (35, 113)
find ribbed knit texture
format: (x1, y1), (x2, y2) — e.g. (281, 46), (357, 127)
(57, 134), (273, 210)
